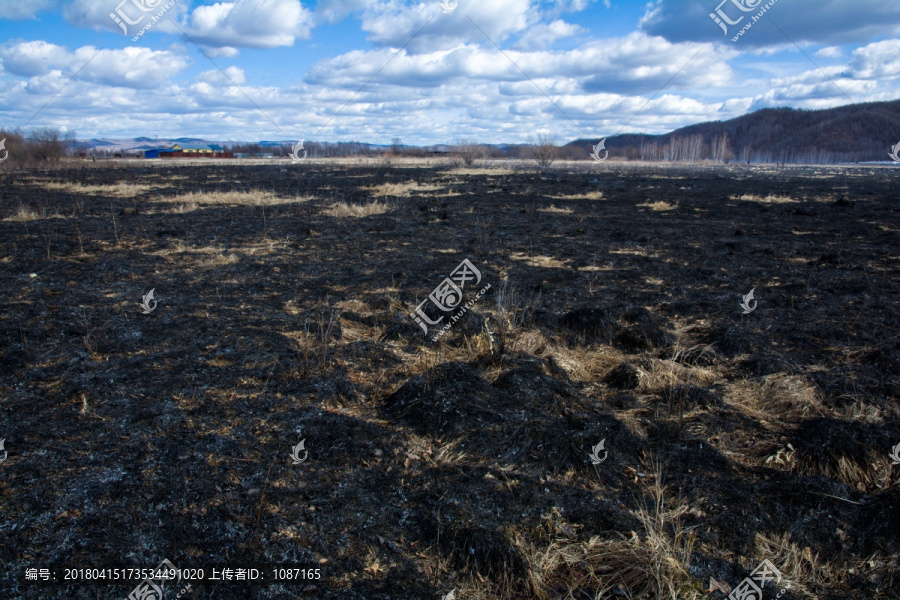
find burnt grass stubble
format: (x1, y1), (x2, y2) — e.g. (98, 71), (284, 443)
(0, 162), (898, 599)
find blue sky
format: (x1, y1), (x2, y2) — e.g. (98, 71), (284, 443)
(0, 0), (898, 144)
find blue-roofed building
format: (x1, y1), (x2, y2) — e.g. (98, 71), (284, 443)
(145, 143), (233, 159)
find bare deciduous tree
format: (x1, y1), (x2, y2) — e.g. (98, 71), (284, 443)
(527, 133), (558, 169)
(0, 127), (71, 166)
(30, 127), (67, 163)
(454, 137), (481, 166)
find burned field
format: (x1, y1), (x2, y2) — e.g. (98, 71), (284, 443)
(0, 162), (898, 599)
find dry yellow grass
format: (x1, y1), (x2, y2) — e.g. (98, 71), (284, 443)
(509, 252), (570, 269)
(4, 206), (41, 222)
(544, 344), (623, 383)
(157, 190), (300, 207)
(549, 190), (604, 200)
(522, 474), (702, 600)
(195, 250), (240, 268)
(725, 373), (826, 421)
(744, 531), (880, 599)
(448, 167), (515, 176)
(365, 180), (443, 197)
(41, 182), (153, 197)
(322, 201), (390, 218)
(735, 194), (797, 203)
(639, 358), (719, 391)
(537, 204), (574, 214)
(638, 200), (678, 211)
(152, 242), (241, 266)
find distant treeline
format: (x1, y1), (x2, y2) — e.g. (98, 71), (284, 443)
(226, 140), (545, 161)
(0, 128), (79, 166)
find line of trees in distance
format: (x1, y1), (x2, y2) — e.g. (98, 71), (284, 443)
(0, 128), (79, 166)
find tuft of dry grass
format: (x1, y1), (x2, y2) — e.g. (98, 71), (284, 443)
(509, 252), (571, 269)
(322, 201), (390, 218)
(735, 194), (797, 204)
(159, 189), (283, 207)
(523, 473), (702, 600)
(549, 190), (604, 201)
(743, 531), (888, 599)
(365, 180), (443, 197)
(537, 204), (574, 214)
(41, 182), (154, 197)
(638, 200), (678, 211)
(544, 344), (623, 383)
(5, 205), (41, 222)
(725, 373), (826, 422)
(195, 249), (240, 268)
(449, 167), (515, 176)
(638, 358), (719, 392)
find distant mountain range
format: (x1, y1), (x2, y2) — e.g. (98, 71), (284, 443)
(77, 137), (393, 154)
(81, 137), (221, 153)
(77, 99), (900, 163)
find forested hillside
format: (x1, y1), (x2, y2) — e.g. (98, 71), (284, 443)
(566, 99), (900, 163)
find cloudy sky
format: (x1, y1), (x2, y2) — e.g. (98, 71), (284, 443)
(0, 0), (898, 144)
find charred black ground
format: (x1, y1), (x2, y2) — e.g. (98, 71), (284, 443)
(0, 162), (898, 599)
